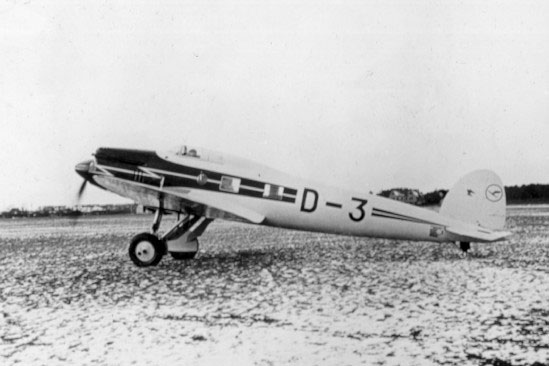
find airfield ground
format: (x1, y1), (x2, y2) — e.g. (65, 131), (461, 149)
(0, 206), (548, 366)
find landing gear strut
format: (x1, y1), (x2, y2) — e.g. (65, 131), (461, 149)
(128, 209), (213, 267)
(151, 209), (162, 234)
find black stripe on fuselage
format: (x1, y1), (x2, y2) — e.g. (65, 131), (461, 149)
(284, 188), (298, 196)
(161, 174), (219, 191)
(372, 208), (439, 226)
(238, 187), (265, 199)
(372, 212), (419, 224)
(240, 178), (264, 189)
(94, 148), (298, 204)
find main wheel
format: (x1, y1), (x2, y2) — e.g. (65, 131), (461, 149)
(170, 252), (197, 260)
(129, 233), (165, 267)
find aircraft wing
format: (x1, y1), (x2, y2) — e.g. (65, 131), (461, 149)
(166, 187), (266, 224)
(446, 226), (512, 243)
(94, 176), (265, 224)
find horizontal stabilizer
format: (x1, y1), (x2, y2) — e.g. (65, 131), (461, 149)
(446, 226), (512, 243)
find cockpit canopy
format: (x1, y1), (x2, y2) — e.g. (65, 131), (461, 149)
(172, 145), (224, 164)
(176, 145), (198, 157)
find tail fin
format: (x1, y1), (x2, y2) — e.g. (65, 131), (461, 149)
(440, 170), (506, 230)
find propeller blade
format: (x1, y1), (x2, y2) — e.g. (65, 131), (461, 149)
(71, 180), (88, 225)
(77, 179), (88, 201)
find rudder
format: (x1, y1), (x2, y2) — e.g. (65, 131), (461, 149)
(440, 170), (506, 230)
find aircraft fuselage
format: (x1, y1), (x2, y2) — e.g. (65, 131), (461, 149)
(86, 148), (463, 243)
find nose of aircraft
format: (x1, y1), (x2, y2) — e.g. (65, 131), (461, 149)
(75, 160), (93, 179)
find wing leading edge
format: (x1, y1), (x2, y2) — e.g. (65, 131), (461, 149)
(94, 176), (265, 224)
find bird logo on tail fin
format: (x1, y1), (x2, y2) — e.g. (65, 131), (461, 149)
(485, 184), (503, 202)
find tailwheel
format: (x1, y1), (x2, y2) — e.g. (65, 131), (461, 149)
(129, 233), (166, 267)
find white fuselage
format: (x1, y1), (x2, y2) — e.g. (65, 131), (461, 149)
(153, 150), (459, 243)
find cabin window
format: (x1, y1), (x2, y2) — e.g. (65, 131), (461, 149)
(263, 184), (284, 200)
(220, 176), (241, 193)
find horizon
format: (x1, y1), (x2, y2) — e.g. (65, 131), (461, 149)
(4, 182), (549, 212)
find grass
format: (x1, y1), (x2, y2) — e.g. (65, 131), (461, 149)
(0, 208), (548, 365)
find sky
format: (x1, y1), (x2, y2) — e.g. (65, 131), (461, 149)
(1, 0), (548, 210)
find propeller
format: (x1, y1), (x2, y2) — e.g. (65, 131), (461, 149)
(76, 179), (88, 203)
(73, 159), (93, 223)
(71, 179), (87, 224)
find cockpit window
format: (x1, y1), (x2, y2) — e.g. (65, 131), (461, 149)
(220, 176), (241, 193)
(263, 184), (283, 200)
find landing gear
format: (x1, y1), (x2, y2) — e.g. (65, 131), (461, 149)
(162, 215), (212, 261)
(459, 241), (470, 253)
(128, 233), (166, 267)
(127, 208), (212, 267)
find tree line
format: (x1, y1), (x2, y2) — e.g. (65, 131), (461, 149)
(379, 184), (549, 206)
(505, 184), (549, 204)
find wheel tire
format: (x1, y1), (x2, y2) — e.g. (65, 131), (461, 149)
(170, 252), (197, 260)
(128, 233), (165, 267)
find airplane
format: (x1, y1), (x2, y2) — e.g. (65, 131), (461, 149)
(75, 145), (512, 267)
